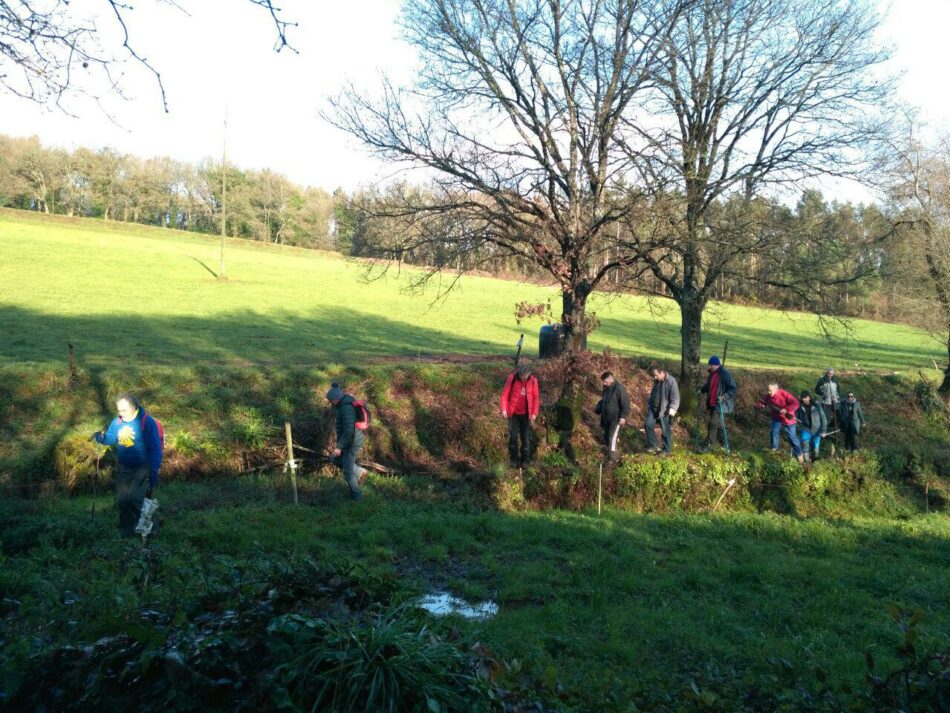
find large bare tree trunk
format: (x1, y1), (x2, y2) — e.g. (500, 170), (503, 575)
(941, 334), (950, 396)
(678, 293), (705, 418)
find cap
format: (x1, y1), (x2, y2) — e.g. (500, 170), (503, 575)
(708, 355), (721, 366)
(326, 383), (345, 401)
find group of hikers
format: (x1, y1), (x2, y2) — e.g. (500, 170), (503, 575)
(92, 360), (867, 534)
(498, 358), (867, 468)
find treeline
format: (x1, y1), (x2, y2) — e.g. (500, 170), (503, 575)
(0, 133), (922, 327)
(0, 134), (337, 249)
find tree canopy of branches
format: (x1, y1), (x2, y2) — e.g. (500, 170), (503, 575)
(0, 0), (295, 110)
(615, 0), (893, 391)
(330, 0), (689, 353)
(889, 132), (950, 396)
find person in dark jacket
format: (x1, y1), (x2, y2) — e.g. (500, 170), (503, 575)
(815, 367), (841, 453)
(93, 393), (163, 537)
(755, 383), (804, 463)
(500, 365), (540, 467)
(595, 371), (631, 462)
(644, 365), (679, 456)
(837, 391), (866, 453)
(326, 383), (367, 500)
(795, 390), (827, 463)
(698, 356), (736, 452)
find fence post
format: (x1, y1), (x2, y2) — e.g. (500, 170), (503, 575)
(284, 421), (299, 505)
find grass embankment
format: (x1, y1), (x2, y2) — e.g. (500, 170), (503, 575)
(0, 207), (943, 372)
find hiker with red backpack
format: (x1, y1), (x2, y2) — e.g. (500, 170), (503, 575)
(755, 383), (804, 464)
(500, 365), (540, 467)
(326, 383), (369, 501)
(92, 393), (164, 537)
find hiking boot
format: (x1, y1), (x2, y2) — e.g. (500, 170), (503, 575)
(645, 446), (661, 455)
(656, 450), (671, 458)
(696, 444), (710, 454)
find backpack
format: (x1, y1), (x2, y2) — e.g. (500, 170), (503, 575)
(353, 400), (371, 431)
(141, 412), (166, 450)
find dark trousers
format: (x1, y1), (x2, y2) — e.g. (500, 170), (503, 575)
(602, 418), (622, 460)
(508, 414), (531, 464)
(117, 463), (149, 536)
(843, 428), (859, 452)
(822, 403), (838, 449)
(704, 406), (724, 446)
(645, 412), (671, 452)
(332, 444), (363, 500)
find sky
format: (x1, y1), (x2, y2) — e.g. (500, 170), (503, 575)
(1, 0), (949, 198)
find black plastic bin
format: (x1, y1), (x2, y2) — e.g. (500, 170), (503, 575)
(538, 323), (567, 359)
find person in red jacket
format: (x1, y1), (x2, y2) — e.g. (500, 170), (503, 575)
(755, 383), (804, 463)
(500, 365), (540, 467)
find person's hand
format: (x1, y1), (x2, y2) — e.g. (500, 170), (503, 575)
(501, 410), (508, 418)
(332, 448), (342, 457)
(619, 417), (627, 425)
(91, 431), (104, 443)
(717, 395), (724, 404)
(779, 409), (787, 416)
(667, 410), (676, 418)
(530, 415), (537, 422)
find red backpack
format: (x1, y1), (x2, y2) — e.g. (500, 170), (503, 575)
(353, 400), (371, 431)
(141, 412), (166, 450)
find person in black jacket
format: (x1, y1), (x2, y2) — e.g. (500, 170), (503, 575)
(595, 371), (630, 462)
(698, 356), (736, 452)
(837, 392), (866, 453)
(795, 390), (827, 463)
(645, 365), (680, 455)
(326, 383), (367, 500)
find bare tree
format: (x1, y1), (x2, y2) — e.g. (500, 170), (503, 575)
(329, 0), (689, 346)
(617, 0), (894, 394)
(889, 132), (950, 396)
(0, 0), (296, 110)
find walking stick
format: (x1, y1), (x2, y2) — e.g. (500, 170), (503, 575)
(513, 334), (524, 367)
(712, 478), (737, 511)
(718, 340), (731, 454)
(598, 462), (603, 515)
(91, 443), (101, 520)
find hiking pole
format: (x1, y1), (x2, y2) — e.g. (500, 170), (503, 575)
(284, 421), (299, 505)
(712, 478), (737, 512)
(598, 462), (603, 515)
(718, 339), (731, 454)
(513, 334), (524, 367)
(91, 442), (101, 520)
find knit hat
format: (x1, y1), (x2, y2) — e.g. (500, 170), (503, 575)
(708, 355), (721, 366)
(516, 365), (532, 380)
(325, 383), (345, 401)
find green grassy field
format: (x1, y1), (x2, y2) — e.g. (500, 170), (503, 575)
(0, 208), (942, 372)
(3, 476), (950, 711)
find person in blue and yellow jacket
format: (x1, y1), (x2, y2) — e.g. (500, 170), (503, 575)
(93, 393), (163, 536)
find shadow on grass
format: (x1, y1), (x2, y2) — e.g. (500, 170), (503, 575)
(596, 315), (941, 372)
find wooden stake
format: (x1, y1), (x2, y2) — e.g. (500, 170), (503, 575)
(713, 478), (737, 512)
(284, 421), (298, 505)
(925, 480), (930, 514)
(67, 341), (79, 388)
(598, 463), (603, 515)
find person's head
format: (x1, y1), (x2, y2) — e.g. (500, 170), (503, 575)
(516, 365), (532, 381)
(847, 391), (856, 402)
(826, 367), (835, 378)
(601, 370), (614, 387)
(325, 382), (345, 405)
(800, 390), (812, 404)
(767, 382), (779, 396)
(648, 365), (666, 381)
(115, 393), (140, 421)
(708, 355), (721, 371)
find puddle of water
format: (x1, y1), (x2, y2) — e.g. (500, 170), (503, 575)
(416, 591), (498, 620)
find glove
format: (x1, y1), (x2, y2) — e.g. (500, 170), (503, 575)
(146, 488), (154, 499)
(92, 431), (105, 444)
(668, 409), (677, 417)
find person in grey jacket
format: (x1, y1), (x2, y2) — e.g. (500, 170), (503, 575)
(837, 391), (866, 453)
(815, 367), (841, 452)
(795, 390), (827, 462)
(326, 383), (367, 500)
(595, 371), (630, 462)
(645, 365), (680, 455)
